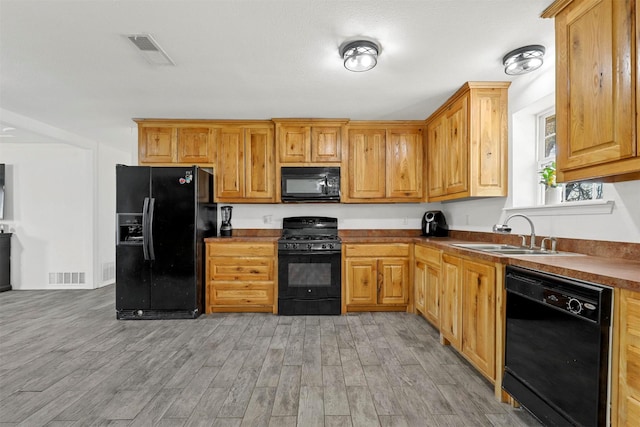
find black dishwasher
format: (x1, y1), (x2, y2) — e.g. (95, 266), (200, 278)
(503, 265), (612, 427)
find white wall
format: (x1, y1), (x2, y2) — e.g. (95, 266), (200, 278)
(0, 143), (94, 289)
(223, 202), (434, 231)
(0, 111), (130, 290)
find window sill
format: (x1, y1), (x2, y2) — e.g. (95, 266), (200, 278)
(504, 200), (615, 216)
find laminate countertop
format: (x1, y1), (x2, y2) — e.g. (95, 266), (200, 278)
(205, 229), (640, 292)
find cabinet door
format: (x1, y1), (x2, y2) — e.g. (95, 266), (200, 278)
(378, 258), (409, 305)
(414, 259), (427, 315)
(445, 96), (469, 195)
(348, 129), (386, 199)
(461, 259), (496, 379)
(426, 116), (447, 198)
(177, 127), (213, 164)
(386, 128), (423, 199)
(311, 126), (341, 162)
(469, 87), (508, 196)
(440, 254), (463, 350)
(424, 264), (440, 327)
(139, 127), (175, 163)
(245, 127), (275, 200)
(616, 289), (640, 427)
(216, 127), (245, 199)
(555, 0), (634, 171)
(279, 125), (310, 163)
(345, 258), (378, 305)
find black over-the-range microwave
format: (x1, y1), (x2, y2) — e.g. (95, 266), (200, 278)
(281, 167), (340, 202)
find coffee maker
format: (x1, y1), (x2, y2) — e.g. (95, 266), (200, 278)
(421, 210), (449, 237)
(220, 206), (233, 237)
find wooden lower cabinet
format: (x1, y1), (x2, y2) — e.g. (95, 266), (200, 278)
(206, 241), (276, 313)
(439, 252), (497, 381)
(461, 258), (496, 379)
(440, 254), (463, 349)
(344, 243), (411, 312)
(414, 244), (441, 327)
(613, 288), (640, 426)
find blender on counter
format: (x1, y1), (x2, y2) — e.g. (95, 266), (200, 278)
(220, 206), (233, 237)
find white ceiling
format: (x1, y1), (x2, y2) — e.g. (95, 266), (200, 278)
(0, 0), (555, 152)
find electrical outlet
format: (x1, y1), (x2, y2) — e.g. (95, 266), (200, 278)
(263, 215), (272, 224)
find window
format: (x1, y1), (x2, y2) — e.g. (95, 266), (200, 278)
(537, 111), (602, 204)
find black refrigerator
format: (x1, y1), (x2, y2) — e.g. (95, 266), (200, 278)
(115, 165), (217, 319)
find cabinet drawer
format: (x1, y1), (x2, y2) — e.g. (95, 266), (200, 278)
(209, 282), (274, 306)
(345, 243), (410, 257)
(207, 242), (275, 257)
(415, 245), (441, 266)
(208, 257), (273, 281)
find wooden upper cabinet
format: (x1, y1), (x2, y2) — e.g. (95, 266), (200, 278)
(543, 0), (639, 183)
(274, 119), (346, 164)
(137, 123), (214, 164)
(444, 96), (469, 196)
(311, 127), (342, 162)
(278, 125), (310, 163)
(138, 126), (176, 163)
(425, 82), (509, 202)
(215, 123), (275, 203)
(386, 128), (424, 199)
(348, 128), (387, 199)
(426, 116), (446, 198)
(245, 127), (275, 200)
(216, 127), (244, 199)
(176, 127), (213, 164)
(346, 123), (424, 202)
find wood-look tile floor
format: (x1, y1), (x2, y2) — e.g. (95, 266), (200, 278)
(0, 285), (541, 426)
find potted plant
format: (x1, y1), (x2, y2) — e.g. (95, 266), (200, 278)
(539, 162), (562, 204)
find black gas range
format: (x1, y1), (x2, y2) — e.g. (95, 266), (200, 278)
(277, 217), (341, 315)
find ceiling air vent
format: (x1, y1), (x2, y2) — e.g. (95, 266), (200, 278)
(126, 33), (175, 66)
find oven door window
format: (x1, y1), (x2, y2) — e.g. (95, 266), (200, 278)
(278, 253), (340, 298)
(288, 262), (331, 287)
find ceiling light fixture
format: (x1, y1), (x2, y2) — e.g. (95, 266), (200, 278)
(340, 40), (379, 72)
(502, 45), (545, 75)
(126, 33), (175, 66)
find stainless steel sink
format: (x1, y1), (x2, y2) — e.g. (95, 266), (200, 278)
(451, 243), (522, 251)
(451, 243), (580, 256)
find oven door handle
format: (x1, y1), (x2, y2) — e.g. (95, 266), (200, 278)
(278, 250), (342, 256)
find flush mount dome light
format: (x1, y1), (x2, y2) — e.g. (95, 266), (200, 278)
(503, 45), (545, 75)
(340, 40), (379, 72)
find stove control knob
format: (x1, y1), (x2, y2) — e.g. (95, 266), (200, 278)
(307, 243), (312, 250)
(567, 298), (583, 314)
(322, 244), (327, 249)
(328, 243), (334, 249)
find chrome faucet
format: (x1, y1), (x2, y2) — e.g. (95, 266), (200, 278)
(493, 214), (536, 249)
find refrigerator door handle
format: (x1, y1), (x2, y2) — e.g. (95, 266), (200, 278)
(142, 197), (151, 260)
(148, 197), (156, 261)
